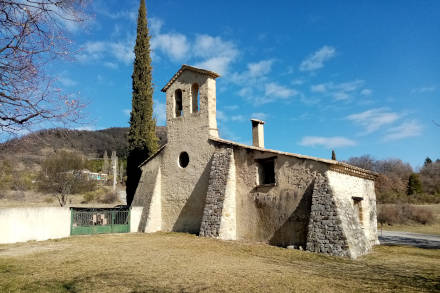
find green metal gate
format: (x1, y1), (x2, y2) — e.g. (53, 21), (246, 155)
(70, 208), (130, 235)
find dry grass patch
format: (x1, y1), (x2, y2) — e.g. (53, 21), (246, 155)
(0, 233), (439, 292)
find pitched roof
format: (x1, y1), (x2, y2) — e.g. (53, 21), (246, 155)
(209, 136), (377, 180)
(138, 144), (167, 168)
(161, 65), (220, 92)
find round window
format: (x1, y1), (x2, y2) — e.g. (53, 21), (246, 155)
(179, 152), (189, 168)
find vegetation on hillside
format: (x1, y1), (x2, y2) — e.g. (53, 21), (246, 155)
(0, 127), (167, 163)
(37, 151), (96, 206)
(347, 155), (440, 204)
(126, 0), (159, 206)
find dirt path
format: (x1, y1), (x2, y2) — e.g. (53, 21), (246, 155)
(379, 230), (440, 249)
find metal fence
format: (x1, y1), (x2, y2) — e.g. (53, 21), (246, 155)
(70, 208), (130, 235)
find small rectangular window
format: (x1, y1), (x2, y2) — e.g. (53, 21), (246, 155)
(353, 197), (363, 226)
(256, 157), (276, 186)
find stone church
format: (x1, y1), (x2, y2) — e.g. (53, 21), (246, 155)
(132, 65), (379, 258)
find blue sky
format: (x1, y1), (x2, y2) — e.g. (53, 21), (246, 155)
(52, 0), (439, 168)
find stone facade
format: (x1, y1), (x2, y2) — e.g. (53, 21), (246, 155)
(200, 148), (233, 237)
(132, 65), (379, 258)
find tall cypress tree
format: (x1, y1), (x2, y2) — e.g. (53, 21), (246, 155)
(126, 0), (158, 206)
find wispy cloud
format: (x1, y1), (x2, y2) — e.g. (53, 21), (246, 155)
(299, 45), (336, 72)
(58, 76), (77, 87)
(361, 89), (372, 96)
(122, 109), (131, 116)
(78, 40), (135, 65)
(411, 86), (437, 94)
(347, 108), (400, 134)
(384, 120), (422, 141)
(193, 35), (239, 74)
(311, 80), (364, 101)
(292, 79), (305, 85)
(299, 136), (356, 148)
(251, 112), (268, 120)
(265, 82), (298, 99)
(231, 59), (274, 84)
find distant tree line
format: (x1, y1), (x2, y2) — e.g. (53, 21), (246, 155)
(347, 155), (440, 203)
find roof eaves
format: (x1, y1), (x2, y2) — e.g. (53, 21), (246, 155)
(138, 144), (166, 168)
(208, 136), (378, 179)
(161, 65), (220, 93)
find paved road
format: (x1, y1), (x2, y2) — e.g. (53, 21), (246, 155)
(379, 230), (440, 249)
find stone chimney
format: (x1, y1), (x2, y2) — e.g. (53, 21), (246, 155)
(251, 119), (265, 148)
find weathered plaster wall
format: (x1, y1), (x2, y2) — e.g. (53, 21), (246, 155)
(327, 170), (378, 252)
(219, 148), (237, 240)
(130, 206), (143, 233)
(161, 70), (217, 233)
(132, 152), (162, 232)
(232, 146), (328, 247)
(0, 207), (70, 244)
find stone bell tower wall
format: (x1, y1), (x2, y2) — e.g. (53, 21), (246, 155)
(160, 69), (219, 233)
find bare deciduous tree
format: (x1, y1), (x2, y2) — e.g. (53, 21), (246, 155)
(0, 0), (89, 134)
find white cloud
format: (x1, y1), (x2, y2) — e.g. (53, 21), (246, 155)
(411, 86), (436, 94)
(292, 79), (305, 85)
(384, 120), (422, 141)
(217, 110), (228, 121)
(110, 42), (135, 65)
(299, 45), (336, 72)
(299, 136), (356, 148)
(310, 80), (364, 101)
(231, 115), (245, 122)
(151, 33), (189, 61)
(104, 62), (118, 69)
(58, 76), (77, 87)
(195, 57), (232, 76)
(311, 83), (327, 93)
(149, 17), (163, 35)
(265, 82), (298, 99)
(361, 89), (372, 96)
(193, 35), (239, 75)
(347, 108), (400, 134)
(79, 40), (134, 65)
(251, 112), (268, 120)
(232, 60), (274, 82)
(247, 60), (274, 78)
(122, 109), (131, 116)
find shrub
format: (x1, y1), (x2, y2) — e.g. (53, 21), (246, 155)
(378, 204), (434, 225)
(82, 188), (106, 203)
(44, 197), (54, 204)
(82, 192), (96, 203)
(98, 192), (118, 204)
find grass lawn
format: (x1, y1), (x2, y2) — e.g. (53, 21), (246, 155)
(379, 204), (440, 235)
(0, 233), (439, 292)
